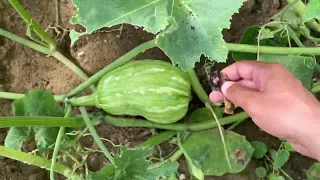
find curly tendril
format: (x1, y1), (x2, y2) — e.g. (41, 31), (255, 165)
(304, 56), (316, 69)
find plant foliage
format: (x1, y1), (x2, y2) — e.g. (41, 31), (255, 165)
(88, 146), (179, 180)
(5, 90), (64, 153)
(251, 141), (268, 159)
(70, 0), (247, 70)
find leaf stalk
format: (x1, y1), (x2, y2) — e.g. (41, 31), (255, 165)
(8, 0), (56, 50)
(0, 28), (51, 54)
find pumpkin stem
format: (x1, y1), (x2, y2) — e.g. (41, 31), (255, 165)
(69, 94), (96, 106)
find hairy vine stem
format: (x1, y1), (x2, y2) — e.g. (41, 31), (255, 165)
(187, 69), (211, 104)
(0, 145), (81, 179)
(226, 43), (320, 55)
(0, 29), (51, 54)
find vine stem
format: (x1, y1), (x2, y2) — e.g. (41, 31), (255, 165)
(68, 39), (157, 96)
(79, 107), (115, 165)
(0, 112), (249, 130)
(8, 0), (56, 50)
(226, 43), (320, 55)
(0, 92), (65, 101)
(0, 145), (80, 179)
(140, 131), (177, 147)
(0, 28), (51, 54)
(169, 148), (183, 162)
(186, 69), (210, 104)
(101, 113), (248, 131)
(50, 105), (72, 180)
(286, 0), (320, 33)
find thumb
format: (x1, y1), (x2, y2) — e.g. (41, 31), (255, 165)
(221, 81), (261, 110)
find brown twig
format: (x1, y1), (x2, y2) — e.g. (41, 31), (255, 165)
(219, 72), (235, 114)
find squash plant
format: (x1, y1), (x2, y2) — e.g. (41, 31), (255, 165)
(0, 0), (320, 179)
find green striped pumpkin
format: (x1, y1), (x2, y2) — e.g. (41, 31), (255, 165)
(95, 60), (192, 124)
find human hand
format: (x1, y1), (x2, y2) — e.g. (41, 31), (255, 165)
(209, 61), (320, 161)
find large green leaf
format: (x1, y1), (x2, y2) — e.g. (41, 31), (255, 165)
(157, 0), (246, 70)
(304, 0), (320, 21)
(114, 146), (179, 180)
(70, 0), (246, 70)
(70, 0), (173, 44)
(5, 89), (64, 152)
(182, 129), (254, 176)
(307, 163), (320, 180)
(259, 54), (315, 90)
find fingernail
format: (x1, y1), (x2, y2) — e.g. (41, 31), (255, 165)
(221, 81), (234, 96)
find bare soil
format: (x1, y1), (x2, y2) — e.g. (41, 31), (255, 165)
(0, 0), (316, 179)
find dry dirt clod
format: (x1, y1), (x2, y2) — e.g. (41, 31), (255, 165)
(0, 46), (8, 60)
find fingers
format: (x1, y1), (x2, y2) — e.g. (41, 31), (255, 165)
(209, 91), (224, 102)
(222, 81), (261, 110)
(221, 60), (267, 81)
(209, 79), (257, 103)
